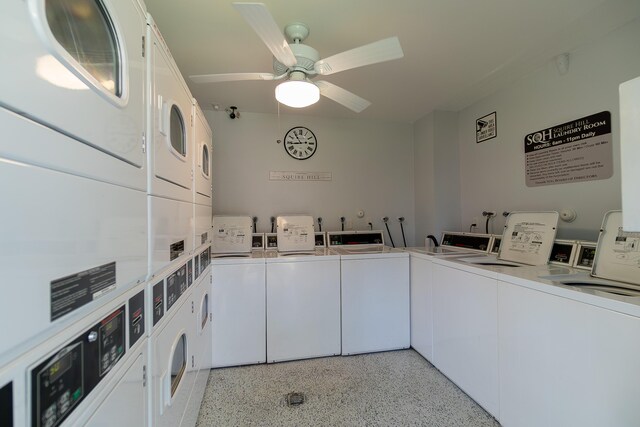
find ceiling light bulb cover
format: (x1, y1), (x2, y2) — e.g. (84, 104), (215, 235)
(275, 80), (320, 108)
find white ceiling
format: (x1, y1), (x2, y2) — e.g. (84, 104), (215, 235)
(144, 0), (640, 123)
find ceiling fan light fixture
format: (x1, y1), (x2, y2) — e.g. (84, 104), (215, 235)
(275, 79), (320, 108)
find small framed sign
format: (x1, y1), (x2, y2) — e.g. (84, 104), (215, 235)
(476, 112), (497, 143)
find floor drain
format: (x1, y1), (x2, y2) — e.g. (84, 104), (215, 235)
(285, 392), (305, 407)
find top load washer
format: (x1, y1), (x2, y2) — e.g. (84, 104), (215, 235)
(212, 216), (253, 255)
(276, 216), (315, 253)
(491, 214), (640, 427)
(147, 14), (193, 203)
(192, 100), (212, 207)
(404, 232), (493, 362)
(539, 211), (640, 297)
(266, 218), (340, 362)
(454, 211), (560, 269)
(329, 231), (410, 355)
(0, 0), (147, 191)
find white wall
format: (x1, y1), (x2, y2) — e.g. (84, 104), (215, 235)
(456, 18), (640, 241)
(206, 111), (415, 246)
(414, 111), (461, 244)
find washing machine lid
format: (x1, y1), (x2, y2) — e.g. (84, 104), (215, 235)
(211, 216), (252, 254)
(497, 211), (559, 265)
(276, 216), (315, 252)
(591, 211), (640, 285)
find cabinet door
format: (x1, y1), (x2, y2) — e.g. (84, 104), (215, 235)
(410, 256), (434, 362)
(432, 264), (499, 418)
(498, 281), (640, 427)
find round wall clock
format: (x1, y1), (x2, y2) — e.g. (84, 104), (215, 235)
(284, 126), (317, 160)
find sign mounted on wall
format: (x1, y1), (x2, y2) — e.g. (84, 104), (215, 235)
(476, 112), (497, 143)
(269, 171), (332, 181)
(524, 111), (612, 187)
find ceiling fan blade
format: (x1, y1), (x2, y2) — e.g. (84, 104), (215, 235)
(232, 2), (297, 68)
(190, 72), (276, 84)
(314, 36), (404, 76)
(315, 81), (371, 113)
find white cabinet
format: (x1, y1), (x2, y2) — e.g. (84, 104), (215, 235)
(498, 281), (640, 427)
(410, 254), (434, 362)
(432, 263), (499, 418)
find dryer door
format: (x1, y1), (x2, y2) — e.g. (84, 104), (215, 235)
(0, 0), (147, 189)
(149, 23), (193, 202)
(193, 103), (212, 206)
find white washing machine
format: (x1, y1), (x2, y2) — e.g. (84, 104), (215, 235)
(453, 211), (560, 270)
(24, 283), (146, 427)
(265, 216), (341, 363)
(329, 231), (410, 355)
(147, 14), (193, 203)
(0, 109), (147, 362)
(493, 212), (640, 427)
(212, 252), (266, 367)
(538, 211), (640, 296)
(148, 259), (197, 427)
(211, 216), (266, 367)
(0, 0), (147, 191)
(179, 253), (211, 427)
(193, 100), (213, 207)
(73, 284), (148, 427)
(403, 232), (494, 362)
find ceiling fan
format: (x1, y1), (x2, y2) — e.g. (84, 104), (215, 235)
(189, 2), (404, 112)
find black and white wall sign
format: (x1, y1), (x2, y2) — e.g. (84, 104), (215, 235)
(524, 111), (612, 187)
(476, 112), (497, 143)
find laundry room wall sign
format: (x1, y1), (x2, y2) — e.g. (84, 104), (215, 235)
(524, 111), (612, 187)
(269, 171), (332, 181)
(476, 112), (497, 143)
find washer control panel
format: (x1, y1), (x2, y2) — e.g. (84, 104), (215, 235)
(31, 306), (126, 427)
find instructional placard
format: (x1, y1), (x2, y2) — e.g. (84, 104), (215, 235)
(524, 111), (612, 187)
(476, 112), (497, 143)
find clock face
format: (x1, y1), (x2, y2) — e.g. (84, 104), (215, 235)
(284, 127), (317, 160)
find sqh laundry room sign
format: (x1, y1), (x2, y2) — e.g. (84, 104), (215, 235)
(524, 111), (612, 187)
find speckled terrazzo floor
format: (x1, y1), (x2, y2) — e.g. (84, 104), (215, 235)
(196, 349), (501, 426)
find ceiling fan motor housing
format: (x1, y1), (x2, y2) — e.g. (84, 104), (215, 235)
(273, 43), (319, 75)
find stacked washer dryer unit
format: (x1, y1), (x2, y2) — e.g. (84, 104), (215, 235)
(329, 231), (410, 355)
(187, 99), (214, 419)
(211, 216), (267, 367)
(0, 0), (150, 424)
(266, 216), (342, 363)
(145, 14), (211, 427)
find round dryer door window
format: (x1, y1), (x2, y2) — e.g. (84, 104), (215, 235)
(202, 144), (210, 177)
(170, 105), (186, 156)
(46, 0), (121, 96)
